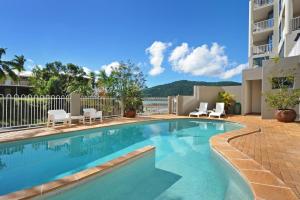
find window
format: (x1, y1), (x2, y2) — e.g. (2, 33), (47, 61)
(272, 77), (294, 89)
(253, 56), (269, 67)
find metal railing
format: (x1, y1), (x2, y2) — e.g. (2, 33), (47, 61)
(254, 18), (274, 32)
(292, 17), (300, 31)
(0, 95), (71, 130)
(0, 79), (31, 86)
(80, 97), (121, 118)
(254, 0), (273, 9)
(253, 43), (273, 55)
(139, 97), (168, 115)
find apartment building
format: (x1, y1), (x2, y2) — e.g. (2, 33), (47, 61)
(0, 71), (33, 95)
(242, 0), (300, 118)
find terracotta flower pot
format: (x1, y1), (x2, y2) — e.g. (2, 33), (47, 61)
(275, 109), (296, 122)
(124, 110), (136, 118)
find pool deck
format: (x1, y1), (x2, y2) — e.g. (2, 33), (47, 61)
(0, 114), (299, 200)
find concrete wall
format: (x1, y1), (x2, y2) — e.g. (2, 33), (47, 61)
(70, 93), (81, 116)
(288, 31), (300, 57)
(197, 86), (223, 110)
(251, 80), (262, 113)
(261, 56), (300, 119)
(242, 67), (263, 115)
(222, 86), (242, 103)
(173, 85), (242, 116)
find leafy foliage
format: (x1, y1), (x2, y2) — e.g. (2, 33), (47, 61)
(0, 48), (25, 81)
(143, 80), (241, 97)
(97, 61), (145, 114)
(264, 69), (300, 110)
(217, 91), (235, 111)
(30, 62), (93, 96)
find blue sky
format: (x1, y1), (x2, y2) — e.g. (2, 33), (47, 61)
(1, 0), (249, 87)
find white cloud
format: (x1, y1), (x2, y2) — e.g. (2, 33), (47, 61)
(101, 61), (120, 76)
(169, 42), (228, 76)
(220, 63), (248, 79)
(82, 67), (91, 75)
(146, 41), (171, 76)
(169, 42), (247, 79)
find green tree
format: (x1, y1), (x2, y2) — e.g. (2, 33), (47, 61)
(89, 71), (96, 89)
(217, 91), (235, 112)
(264, 69), (300, 110)
(97, 61), (146, 115)
(30, 61), (93, 96)
(0, 48), (25, 81)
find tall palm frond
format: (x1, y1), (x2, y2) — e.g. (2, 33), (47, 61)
(0, 48), (7, 59)
(0, 48), (25, 81)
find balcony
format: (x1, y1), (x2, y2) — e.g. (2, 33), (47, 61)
(254, 18), (274, 33)
(253, 43), (273, 55)
(0, 79), (31, 87)
(253, 0), (273, 10)
(291, 17), (300, 31)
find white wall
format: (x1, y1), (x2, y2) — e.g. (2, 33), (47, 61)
(262, 56), (300, 119)
(175, 85), (242, 115)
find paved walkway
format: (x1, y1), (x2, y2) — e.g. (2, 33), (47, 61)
(228, 115), (300, 199)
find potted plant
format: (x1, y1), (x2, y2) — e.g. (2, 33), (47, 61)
(217, 91), (235, 114)
(264, 69), (300, 122)
(97, 61), (146, 118)
(102, 104), (113, 117)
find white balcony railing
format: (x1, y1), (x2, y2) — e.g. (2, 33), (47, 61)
(254, 18), (274, 32)
(253, 44), (273, 55)
(292, 17), (300, 31)
(254, 0), (273, 9)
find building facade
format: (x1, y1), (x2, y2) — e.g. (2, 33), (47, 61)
(0, 71), (33, 95)
(242, 0), (300, 118)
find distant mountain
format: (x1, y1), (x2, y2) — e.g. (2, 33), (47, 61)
(143, 80), (241, 97)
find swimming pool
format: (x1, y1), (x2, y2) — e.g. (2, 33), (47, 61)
(0, 119), (253, 199)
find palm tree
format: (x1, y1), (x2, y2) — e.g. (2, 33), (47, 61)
(0, 48), (26, 81)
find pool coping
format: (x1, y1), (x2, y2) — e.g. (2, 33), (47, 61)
(210, 126), (299, 200)
(0, 146), (155, 200)
(0, 116), (298, 200)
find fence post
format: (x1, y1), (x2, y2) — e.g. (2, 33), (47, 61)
(168, 96), (172, 114)
(176, 95), (182, 116)
(70, 93), (81, 116)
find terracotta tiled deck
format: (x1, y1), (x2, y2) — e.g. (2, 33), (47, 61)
(0, 115), (299, 199)
(228, 115), (300, 199)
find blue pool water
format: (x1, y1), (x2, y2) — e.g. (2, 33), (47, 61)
(0, 119), (253, 199)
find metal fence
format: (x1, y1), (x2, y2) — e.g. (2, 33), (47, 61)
(80, 97), (121, 118)
(139, 97), (168, 115)
(0, 95), (168, 131)
(0, 95), (71, 130)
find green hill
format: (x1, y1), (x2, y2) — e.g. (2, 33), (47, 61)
(143, 80), (241, 97)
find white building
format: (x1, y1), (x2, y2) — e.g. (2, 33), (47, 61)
(242, 0), (300, 118)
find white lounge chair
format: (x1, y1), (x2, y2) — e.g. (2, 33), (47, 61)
(83, 108), (103, 124)
(47, 110), (71, 127)
(189, 102), (208, 117)
(209, 103), (225, 119)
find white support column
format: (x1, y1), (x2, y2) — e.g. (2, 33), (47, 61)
(248, 0), (253, 60)
(285, 0), (293, 35)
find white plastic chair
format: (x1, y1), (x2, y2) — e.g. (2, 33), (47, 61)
(83, 108), (103, 124)
(47, 110), (71, 127)
(209, 103), (225, 119)
(189, 102), (208, 117)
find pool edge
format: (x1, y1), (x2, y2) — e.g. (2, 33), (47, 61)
(0, 146), (155, 200)
(210, 126), (298, 200)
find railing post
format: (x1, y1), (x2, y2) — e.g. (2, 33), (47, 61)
(168, 96), (172, 114)
(70, 93), (81, 116)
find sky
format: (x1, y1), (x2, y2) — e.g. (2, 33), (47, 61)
(0, 0), (249, 87)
